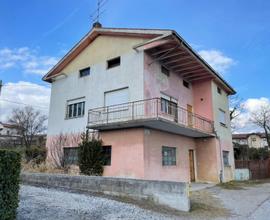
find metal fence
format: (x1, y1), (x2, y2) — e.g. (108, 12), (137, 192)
(235, 159), (270, 179)
(88, 98), (214, 134)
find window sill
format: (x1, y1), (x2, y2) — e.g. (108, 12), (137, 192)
(65, 115), (85, 120)
(220, 123), (227, 128)
(224, 165), (231, 168)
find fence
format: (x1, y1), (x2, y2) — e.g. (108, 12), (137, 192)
(235, 159), (270, 179)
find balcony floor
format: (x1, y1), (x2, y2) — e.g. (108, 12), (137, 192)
(87, 117), (215, 138)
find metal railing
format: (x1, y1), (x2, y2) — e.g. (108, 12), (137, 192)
(88, 98), (214, 134)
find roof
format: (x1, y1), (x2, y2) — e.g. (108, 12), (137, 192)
(233, 133), (266, 139)
(0, 122), (20, 129)
(43, 26), (236, 94)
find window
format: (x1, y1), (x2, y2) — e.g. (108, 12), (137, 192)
(219, 109), (226, 126)
(162, 146), (176, 166)
(107, 57), (120, 69)
(160, 94), (178, 119)
(102, 146), (112, 166)
(64, 147), (78, 166)
(183, 80), (190, 89)
(67, 101), (85, 119)
(104, 88), (129, 106)
(79, 67), (90, 77)
(161, 65), (170, 76)
(223, 151), (230, 166)
(217, 87), (222, 94)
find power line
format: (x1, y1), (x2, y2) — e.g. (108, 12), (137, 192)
(0, 98), (49, 110)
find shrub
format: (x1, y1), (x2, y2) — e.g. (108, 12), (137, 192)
(25, 146), (47, 164)
(0, 149), (21, 220)
(78, 133), (104, 176)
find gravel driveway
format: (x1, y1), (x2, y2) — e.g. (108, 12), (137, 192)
(18, 182), (270, 220)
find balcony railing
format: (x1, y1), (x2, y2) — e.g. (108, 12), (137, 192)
(88, 98), (214, 134)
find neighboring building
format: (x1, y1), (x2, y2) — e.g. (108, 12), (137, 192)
(233, 133), (268, 149)
(0, 122), (21, 147)
(43, 24), (236, 183)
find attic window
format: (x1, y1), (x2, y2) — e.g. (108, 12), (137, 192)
(183, 80), (190, 89)
(79, 67), (90, 77)
(107, 57), (121, 69)
(217, 87), (222, 94)
(161, 66), (170, 76)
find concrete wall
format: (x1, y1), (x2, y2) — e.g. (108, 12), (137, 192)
(100, 128), (145, 179)
(47, 35), (145, 136)
(21, 172), (190, 212)
(143, 129), (196, 182)
(211, 81), (235, 182)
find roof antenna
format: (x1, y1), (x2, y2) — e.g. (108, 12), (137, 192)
(91, 0), (108, 28)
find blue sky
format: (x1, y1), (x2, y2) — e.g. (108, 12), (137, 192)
(0, 0), (269, 131)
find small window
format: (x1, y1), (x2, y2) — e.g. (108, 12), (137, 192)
(183, 80), (190, 89)
(102, 146), (112, 166)
(79, 67), (90, 77)
(107, 57), (120, 69)
(162, 146), (176, 166)
(219, 109), (226, 126)
(64, 147), (78, 166)
(67, 101), (85, 119)
(161, 66), (170, 76)
(223, 151), (230, 166)
(217, 87), (222, 94)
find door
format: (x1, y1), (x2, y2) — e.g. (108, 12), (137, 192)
(189, 149), (195, 182)
(187, 104), (193, 127)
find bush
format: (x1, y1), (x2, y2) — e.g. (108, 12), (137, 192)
(25, 146), (47, 164)
(78, 133), (104, 176)
(0, 149), (21, 220)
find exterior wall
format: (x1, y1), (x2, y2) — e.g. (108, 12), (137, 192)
(100, 128), (145, 179)
(192, 80), (214, 120)
(211, 81), (235, 182)
(247, 134), (267, 148)
(143, 129), (196, 182)
(195, 138), (220, 183)
(143, 54), (193, 109)
(47, 35), (146, 136)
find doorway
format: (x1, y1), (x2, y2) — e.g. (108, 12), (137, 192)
(189, 149), (195, 182)
(187, 104), (193, 127)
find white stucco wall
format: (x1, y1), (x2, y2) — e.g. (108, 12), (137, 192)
(47, 36), (145, 135)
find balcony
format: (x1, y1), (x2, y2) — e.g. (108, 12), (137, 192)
(87, 98), (215, 138)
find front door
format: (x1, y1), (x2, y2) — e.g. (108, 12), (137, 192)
(189, 149), (195, 182)
(187, 104), (193, 127)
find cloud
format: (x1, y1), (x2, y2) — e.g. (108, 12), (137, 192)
(232, 97), (270, 133)
(198, 49), (235, 74)
(0, 81), (50, 122)
(0, 47), (59, 75)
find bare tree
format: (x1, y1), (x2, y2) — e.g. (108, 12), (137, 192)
(230, 95), (244, 121)
(251, 104), (270, 148)
(9, 106), (47, 149)
(47, 132), (81, 168)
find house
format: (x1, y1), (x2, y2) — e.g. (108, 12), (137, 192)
(43, 23), (236, 183)
(0, 122), (21, 147)
(233, 133), (268, 149)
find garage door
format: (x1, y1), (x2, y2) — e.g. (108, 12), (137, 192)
(105, 88), (129, 106)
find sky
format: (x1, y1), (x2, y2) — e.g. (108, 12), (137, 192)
(0, 0), (269, 132)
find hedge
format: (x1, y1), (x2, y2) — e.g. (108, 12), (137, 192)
(0, 149), (21, 220)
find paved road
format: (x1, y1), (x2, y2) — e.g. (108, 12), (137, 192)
(17, 183), (270, 220)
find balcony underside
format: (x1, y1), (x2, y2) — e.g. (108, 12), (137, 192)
(87, 117), (215, 138)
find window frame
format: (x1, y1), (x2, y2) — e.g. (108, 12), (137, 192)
(107, 56), (121, 69)
(223, 150), (230, 167)
(161, 65), (170, 76)
(183, 80), (190, 89)
(64, 147), (78, 166)
(66, 101), (85, 119)
(217, 87), (222, 94)
(218, 108), (226, 126)
(79, 67), (90, 78)
(102, 145), (112, 166)
(162, 146), (177, 166)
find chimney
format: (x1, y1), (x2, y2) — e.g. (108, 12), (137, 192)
(92, 22), (102, 28)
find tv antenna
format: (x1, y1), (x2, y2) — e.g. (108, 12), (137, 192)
(90, 0), (108, 25)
